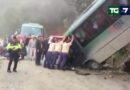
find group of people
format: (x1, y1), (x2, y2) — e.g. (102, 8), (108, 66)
(28, 35), (74, 70)
(5, 34), (74, 73)
(5, 34), (48, 73)
(27, 35), (49, 65)
(44, 35), (74, 70)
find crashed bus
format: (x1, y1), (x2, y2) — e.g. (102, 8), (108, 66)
(64, 0), (130, 69)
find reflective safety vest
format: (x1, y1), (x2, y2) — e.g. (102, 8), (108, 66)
(6, 43), (22, 51)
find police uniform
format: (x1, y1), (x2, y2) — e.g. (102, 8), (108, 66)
(6, 41), (22, 72)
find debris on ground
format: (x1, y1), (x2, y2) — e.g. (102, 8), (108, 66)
(74, 43), (130, 84)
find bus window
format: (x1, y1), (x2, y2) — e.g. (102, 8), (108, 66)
(102, 0), (121, 23)
(73, 0), (130, 47)
(74, 7), (112, 47)
(73, 27), (92, 46)
(102, 0), (130, 22)
(82, 21), (95, 39)
(101, 0), (130, 26)
(88, 10), (110, 37)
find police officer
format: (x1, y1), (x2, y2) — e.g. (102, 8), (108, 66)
(6, 35), (22, 73)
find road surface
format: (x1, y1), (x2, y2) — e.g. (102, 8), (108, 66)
(0, 58), (130, 90)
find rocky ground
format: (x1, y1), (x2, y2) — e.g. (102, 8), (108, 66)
(0, 58), (130, 90)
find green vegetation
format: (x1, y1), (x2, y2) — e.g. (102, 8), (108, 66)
(106, 44), (130, 69)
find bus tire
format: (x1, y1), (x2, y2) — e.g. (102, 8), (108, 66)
(82, 60), (102, 70)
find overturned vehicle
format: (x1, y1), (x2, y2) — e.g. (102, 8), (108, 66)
(64, 0), (130, 71)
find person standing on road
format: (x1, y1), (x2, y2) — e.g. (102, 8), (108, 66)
(28, 35), (37, 60)
(6, 35), (22, 73)
(35, 35), (44, 65)
(41, 37), (49, 61)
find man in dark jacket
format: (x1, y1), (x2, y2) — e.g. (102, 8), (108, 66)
(35, 35), (44, 65)
(42, 38), (49, 60)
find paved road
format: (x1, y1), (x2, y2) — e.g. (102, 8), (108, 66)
(0, 59), (130, 90)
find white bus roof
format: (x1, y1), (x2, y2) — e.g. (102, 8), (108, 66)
(22, 23), (43, 28)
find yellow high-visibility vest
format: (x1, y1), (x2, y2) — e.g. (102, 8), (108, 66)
(6, 43), (22, 51)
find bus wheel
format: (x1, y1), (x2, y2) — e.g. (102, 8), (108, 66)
(82, 60), (102, 70)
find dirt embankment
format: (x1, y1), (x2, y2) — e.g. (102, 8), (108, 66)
(104, 44), (130, 72)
